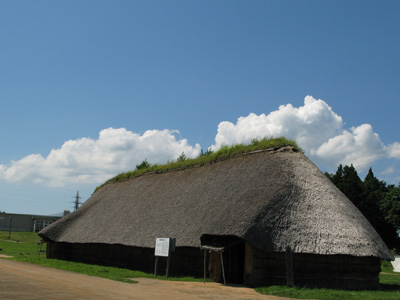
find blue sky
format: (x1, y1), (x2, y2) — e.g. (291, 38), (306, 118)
(1, 0), (399, 215)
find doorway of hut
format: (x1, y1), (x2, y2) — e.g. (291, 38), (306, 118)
(201, 235), (245, 284)
(224, 242), (245, 284)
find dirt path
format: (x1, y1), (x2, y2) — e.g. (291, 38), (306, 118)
(0, 259), (293, 300)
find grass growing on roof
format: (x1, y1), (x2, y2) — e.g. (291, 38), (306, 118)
(95, 137), (300, 192)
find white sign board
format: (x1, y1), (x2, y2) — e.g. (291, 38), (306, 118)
(392, 256), (400, 272)
(155, 238), (170, 257)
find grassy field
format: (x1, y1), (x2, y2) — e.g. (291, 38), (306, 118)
(1, 231), (400, 299)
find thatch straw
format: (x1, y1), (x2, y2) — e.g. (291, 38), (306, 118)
(40, 146), (393, 261)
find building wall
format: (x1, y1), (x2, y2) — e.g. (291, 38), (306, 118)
(0, 214), (34, 232)
(244, 244), (381, 290)
(0, 213), (62, 232)
(46, 241), (381, 289)
(47, 242), (207, 278)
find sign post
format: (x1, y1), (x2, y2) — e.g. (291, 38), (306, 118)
(154, 238), (176, 277)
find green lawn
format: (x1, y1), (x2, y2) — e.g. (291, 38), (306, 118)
(1, 231), (400, 299)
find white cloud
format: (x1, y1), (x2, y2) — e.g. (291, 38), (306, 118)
(314, 124), (386, 170)
(382, 166), (395, 176)
(1, 95), (399, 188)
(387, 142), (400, 159)
(0, 128), (201, 187)
(211, 96), (400, 173)
(211, 96), (343, 153)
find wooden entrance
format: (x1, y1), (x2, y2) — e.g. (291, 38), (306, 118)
(201, 235), (245, 284)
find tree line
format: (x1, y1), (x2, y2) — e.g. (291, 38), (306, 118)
(326, 165), (400, 253)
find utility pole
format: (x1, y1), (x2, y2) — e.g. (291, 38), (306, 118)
(8, 217), (12, 239)
(73, 191), (82, 211)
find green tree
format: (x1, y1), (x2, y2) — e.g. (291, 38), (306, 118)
(361, 169), (398, 250)
(381, 184), (400, 233)
(327, 165), (400, 251)
(330, 164), (363, 207)
(361, 168), (386, 224)
(330, 164), (344, 186)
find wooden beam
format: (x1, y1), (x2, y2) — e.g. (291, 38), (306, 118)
(154, 256), (159, 276)
(220, 252), (226, 285)
(285, 245), (294, 287)
(203, 249), (207, 283)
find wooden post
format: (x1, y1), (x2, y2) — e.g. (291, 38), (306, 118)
(220, 252), (226, 285)
(154, 256), (159, 276)
(285, 245), (294, 287)
(201, 245), (225, 284)
(36, 240), (44, 258)
(166, 255), (171, 277)
(46, 241), (51, 258)
(203, 249), (207, 283)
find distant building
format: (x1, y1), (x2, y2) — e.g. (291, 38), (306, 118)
(0, 210), (70, 233)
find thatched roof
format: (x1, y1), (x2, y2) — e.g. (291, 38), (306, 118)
(39, 146), (393, 261)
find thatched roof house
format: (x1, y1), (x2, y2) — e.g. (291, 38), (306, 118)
(39, 146), (393, 289)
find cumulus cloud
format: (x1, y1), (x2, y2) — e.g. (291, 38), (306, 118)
(0, 128), (201, 187)
(382, 166), (395, 176)
(211, 96), (400, 173)
(314, 124), (386, 170)
(1, 96), (399, 187)
(387, 142), (400, 159)
(211, 96), (343, 153)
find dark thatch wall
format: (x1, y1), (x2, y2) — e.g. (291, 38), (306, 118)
(47, 242), (206, 278)
(47, 241), (381, 289)
(245, 245), (381, 290)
